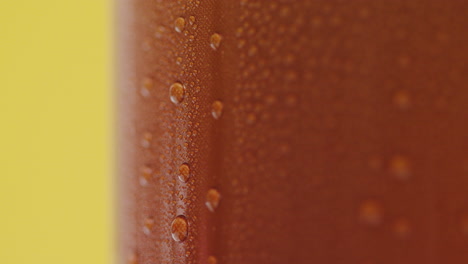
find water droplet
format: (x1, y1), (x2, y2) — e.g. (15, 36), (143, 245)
(393, 90), (411, 110)
(127, 252), (138, 264)
(206, 188), (221, 212)
(285, 95), (297, 106)
(176, 57), (182, 65)
(393, 218), (411, 238)
(139, 166), (153, 186)
(169, 82), (185, 104)
(210, 33), (223, 50)
(397, 55), (410, 68)
(283, 54), (295, 65)
(359, 8), (370, 19)
(330, 15), (342, 26)
(235, 27), (244, 37)
(359, 199), (383, 226)
(279, 6), (291, 17)
(246, 113), (256, 125)
(178, 163), (190, 182)
(265, 95), (277, 105)
(143, 217), (155, 235)
(141, 132), (152, 148)
(237, 39), (246, 49)
(154, 25), (166, 39)
(174, 17), (185, 33)
(189, 16), (196, 24)
(171, 215), (188, 242)
(248, 45), (258, 56)
(140, 77), (153, 98)
(389, 155), (411, 180)
(312, 16), (322, 27)
(141, 39), (151, 51)
(207, 256), (218, 264)
(368, 156), (383, 170)
(211, 100), (224, 119)
(285, 71), (298, 82)
(460, 214), (468, 235)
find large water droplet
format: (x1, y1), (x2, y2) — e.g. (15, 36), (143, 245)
(143, 217), (155, 235)
(206, 188), (221, 212)
(207, 256), (218, 264)
(178, 163), (190, 182)
(211, 100), (224, 119)
(210, 33), (223, 50)
(174, 17), (185, 33)
(359, 199), (383, 226)
(171, 215), (188, 242)
(390, 155), (411, 180)
(169, 82), (185, 104)
(139, 166), (153, 186)
(141, 132), (152, 148)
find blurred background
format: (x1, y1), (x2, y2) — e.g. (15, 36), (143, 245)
(0, 1), (112, 263)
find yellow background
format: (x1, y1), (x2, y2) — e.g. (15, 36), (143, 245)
(0, 1), (112, 263)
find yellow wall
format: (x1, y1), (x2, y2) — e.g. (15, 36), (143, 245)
(0, 1), (112, 263)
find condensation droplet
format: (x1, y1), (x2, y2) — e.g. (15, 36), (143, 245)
(189, 16), (196, 24)
(393, 218), (411, 238)
(393, 90), (411, 110)
(359, 199), (383, 226)
(143, 217), (155, 235)
(368, 156), (383, 170)
(141, 39), (151, 52)
(359, 8), (370, 19)
(285, 95), (297, 106)
(397, 55), (410, 68)
(174, 17), (185, 33)
(207, 256), (218, 264)
(211, 100), (224, 119)
(140, 77), (153, 98)
(206, 188), (221, 212)
(154, 25), (166, 39)
(279, 6), (291, 17)
(171, 215), (188, 242)
(460, 214), (468, 235)
(178, 163), (190, 182)
(169, 82), (185, 104)
(390, 155), (411, 180)
(127, 252), (138, 264)
(312, 16), (322, 27)
(265, 95), (277, 105)
(210, 33), (223, 50)
(246, 113), (256, 125)
(330, 15), (342, 26)
(248, 45), (258, 56)
(176, 57), (182, 65)
(237, 39), (246, 49)
(141, 132), (152, 148)
(139, 166), (153, 186)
